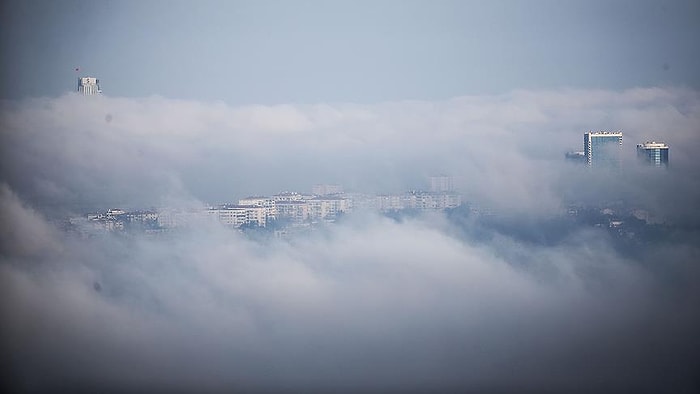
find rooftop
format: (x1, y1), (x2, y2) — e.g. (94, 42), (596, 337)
(586, 131), (623, 136)
(637, 141), (668, 149)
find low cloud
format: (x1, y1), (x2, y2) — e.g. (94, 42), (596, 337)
(1, 87), (699, 216)
(1, 187), (699, 392)
(1, 88), (699, 392)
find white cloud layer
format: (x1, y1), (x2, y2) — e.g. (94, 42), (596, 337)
(1, 186), (698, 392)
(1, 87), (699, 216)
(1, 88), (700, 392)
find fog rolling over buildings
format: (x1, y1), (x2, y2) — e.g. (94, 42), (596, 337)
(2, 1), (700, 393)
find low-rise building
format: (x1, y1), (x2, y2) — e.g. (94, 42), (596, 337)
(238, 196), (276, 222)
(308, 196), (350, 221)
(210, 204), (270, 228)
(312, 184), (343, 196)
(276, 200), (310, 223)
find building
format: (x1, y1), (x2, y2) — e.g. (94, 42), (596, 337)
(209, 206), (248, 227)
(565, 151), (586, 163)
(307, 196), (350, 221)
(637, 142), (669, 167)
(312, 184), (343, 196)
(344, 193), (376, 211)
(430, 176), (454, 193)
(157, 208), (210, 228)
(376, 191), (461, 211)
(405, 191), (462, 210)
(78, 77), (102, 95)
(376, 194), (407, 211)
(208, 204), (270, 228)
(433, 192), (462, 209)
(238, 197), (277, 222)
(276, 200), (310, 223)
(584, 131), (623, 167)
(272, 192), (309, 202)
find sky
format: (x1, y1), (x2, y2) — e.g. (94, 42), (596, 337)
(1, 0), (699, 103)
(2, 1), (700, 393)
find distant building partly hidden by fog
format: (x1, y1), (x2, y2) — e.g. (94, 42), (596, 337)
(208, 197), (278, 228)
(566, 132), (670, 170)
(77, 77), (101, 95)
(312, 184), (343, 196)
(430, 176), (454, 193)
(584, 131), (623, 167)
(565, 151), (586, 163)
(637, 142), (669, 167)
(75, 175), (464, 235)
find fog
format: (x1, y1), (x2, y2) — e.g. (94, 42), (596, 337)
(2, 87), (700, 216)
(2, 88), (700, 392)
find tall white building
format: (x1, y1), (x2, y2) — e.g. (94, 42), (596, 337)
(78, 77), (102, 95)
(583, 131), (623, 167)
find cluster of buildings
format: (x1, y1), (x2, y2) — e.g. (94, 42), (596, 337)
(566, 131), (669, 168)
(376, 190), (461, 211)
(71, 178), (462, 234)
(183, 180), (461, 229)
(75, 79), (665, 235)
(69, 209), (158, 233)
(205, 192), (350, 228)
(72, 77), (462, 233)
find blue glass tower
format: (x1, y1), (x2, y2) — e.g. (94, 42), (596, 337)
(637, 142), (669, 167)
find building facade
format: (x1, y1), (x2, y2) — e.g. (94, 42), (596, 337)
(312, 184), (343, 196)
(276, 200), (310, 223)
(209, 205), (270, 228)
(78, 77), (102, 95)
(584, 131), (623, 167)
(636, 142), (669, 167)
(307, 196), (349, 221)
(238, 197), (277, 222)
(376, 194), (408, 211)
(565, 151), (586, 163)
(430, 176), (454, 193)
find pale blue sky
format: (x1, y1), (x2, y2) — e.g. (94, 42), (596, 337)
(1, 0), (698, 104)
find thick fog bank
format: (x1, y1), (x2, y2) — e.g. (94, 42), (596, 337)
(1, 87), (699, 220)
(1, 185), (699, 393)
(2, 87), (699, 392)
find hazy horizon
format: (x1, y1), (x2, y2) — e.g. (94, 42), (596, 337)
(2, 0), (700, 104)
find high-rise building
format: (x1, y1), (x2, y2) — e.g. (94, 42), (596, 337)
(636, 142), (669, 167)
(583, 131), (623, 167)
(78, 77), (102, 95)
